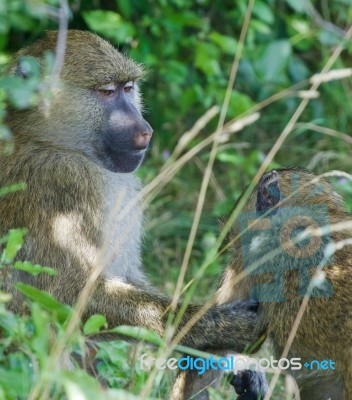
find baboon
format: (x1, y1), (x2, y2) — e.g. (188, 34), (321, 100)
(178, 168), (352, 399)
(0, 30), (260, 385)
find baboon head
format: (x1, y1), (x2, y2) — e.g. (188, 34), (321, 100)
(9, 30), (153, 173)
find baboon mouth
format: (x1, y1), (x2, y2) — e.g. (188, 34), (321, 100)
(104, 149), (146, 173)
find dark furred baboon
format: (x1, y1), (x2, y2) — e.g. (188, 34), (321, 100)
(222, 169), (352, 399)
(185, 168), (352, 399)
(0, 30), (259, 374)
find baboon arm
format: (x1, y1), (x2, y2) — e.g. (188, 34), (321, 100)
(169, 269), (263, 400)
(83, 278), (258, 351)
(6, 217), (256, 352)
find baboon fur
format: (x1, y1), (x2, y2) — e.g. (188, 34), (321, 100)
(177, 168), (352, 399)
(0, 30), (259, 382)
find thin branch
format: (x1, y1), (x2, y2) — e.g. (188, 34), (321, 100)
(295, 122), (352, 145)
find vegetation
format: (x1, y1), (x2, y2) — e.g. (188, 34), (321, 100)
(0, 0), (351, 399)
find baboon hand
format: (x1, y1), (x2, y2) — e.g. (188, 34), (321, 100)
(230, 369), (268, 400)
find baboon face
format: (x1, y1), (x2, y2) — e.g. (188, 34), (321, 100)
(94, 78), (153, 173)
(11, 30), (153, 173)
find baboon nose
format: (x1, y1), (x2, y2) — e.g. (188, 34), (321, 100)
(134, 128), (153, 149)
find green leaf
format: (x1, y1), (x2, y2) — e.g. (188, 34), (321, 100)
(0, 182), (26, 198)
(0, 385), (5, 400)
(288, 56), (309, 82)
(0, 290), (11, 303)
(250, 19), (272, 35)
(104, 389), (139, 399)
(60, 370), (103, 400)
(285, 0), (307, 13)
(0, 368), (31, 398)
(255, 40), (292, 83)
(209, 32), (238, 55)
(4, 228), (27, 262)
(0, 78), (38, 108)
(217, 151), (240, 165)
(0, 309), (17, 333)
(253, 2), (274, 24)
(108, 325), (163, 345)
(83, 314), (107, 335)
(195, 42), (221, 76)
(228, 90), (255, 116)
(15, 283), (72, 323)
(290, 18), (311, 35)
(0, 125), (11, 141)
(82, 10), (136, 43)
(0, 63), (41, 109)
(116, 0), (133, 18)
(31, 302), (50, 366)
(13, 261), (57, 276)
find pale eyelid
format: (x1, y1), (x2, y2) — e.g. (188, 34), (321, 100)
(99, 83), (117, 91)
(125, 81), (135, 88)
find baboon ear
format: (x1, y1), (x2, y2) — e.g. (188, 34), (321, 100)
(14, 56), (40, 79)
(256, 170), (282, 214)
(14, 61), (28, 78)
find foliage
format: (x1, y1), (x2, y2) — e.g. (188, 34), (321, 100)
(0, 0), (351, 398)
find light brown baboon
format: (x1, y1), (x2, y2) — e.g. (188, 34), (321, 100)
(0, 30), (260, 382)
(177, 168), (352, 399)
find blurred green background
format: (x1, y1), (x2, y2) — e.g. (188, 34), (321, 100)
(0, 0), (351, 399)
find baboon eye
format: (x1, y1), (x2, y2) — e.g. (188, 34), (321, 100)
(99, 89), (115, 96)
(124, 81), (134, 93)
(98, 84), (116, 97)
